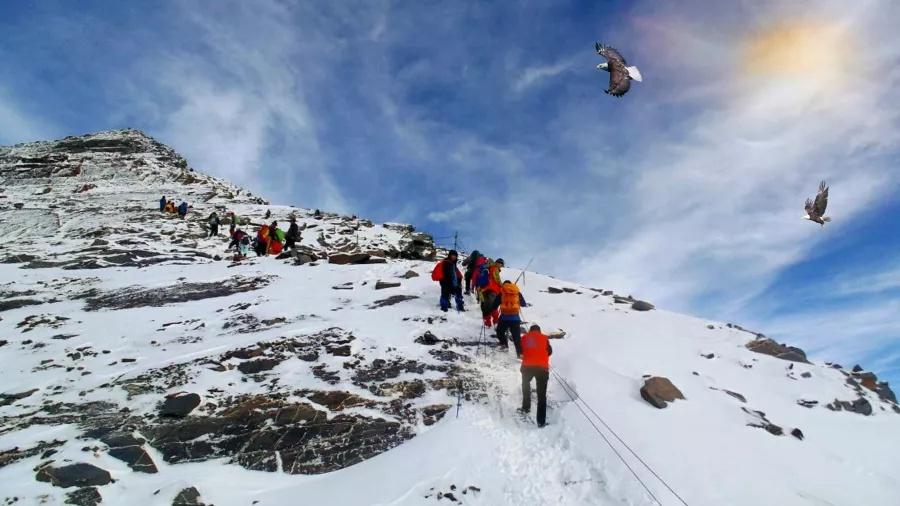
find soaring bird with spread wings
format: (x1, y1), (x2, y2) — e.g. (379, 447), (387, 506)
(595, 42), (642, 97)
(803, 181), (831, 226)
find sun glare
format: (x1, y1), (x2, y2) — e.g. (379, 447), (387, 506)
(742, 21), (851, 84)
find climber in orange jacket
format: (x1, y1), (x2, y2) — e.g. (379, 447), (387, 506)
(520, 324), (553, 427)
(491, 280), (527, 356)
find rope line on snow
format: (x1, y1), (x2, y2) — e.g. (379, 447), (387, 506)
(554, 373), (691, 506)
(549, 370), (663, 506)
(551, 370), (691, 506)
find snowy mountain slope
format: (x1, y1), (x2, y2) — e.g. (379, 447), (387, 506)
(1, 130), (898, 506)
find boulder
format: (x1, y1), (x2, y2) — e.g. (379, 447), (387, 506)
(36, 463), (112, 488)
(827, 398), (873, 416)
(631, 300), (655, 311)
(237, 358), (281, 374)
(65, 487), (102, 506)
(875, 382), (897, 404)
(415, 331), (440, 345)
(399, 270), (420, 279)
(791, 428), (804, 440)
(375, 281), (401, 290)
(172, 487), (205, 506)
(640, 377), (685, 409)
(745, 338), (810, 363)
(160, 393), (201, 417)
(547, 287), (564, 294)
(328, 253), (370, 265)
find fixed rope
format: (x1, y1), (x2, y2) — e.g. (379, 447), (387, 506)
(550, 370), (663, 505)
(551, 369), (691, 506)
(553, 373), (690, 506)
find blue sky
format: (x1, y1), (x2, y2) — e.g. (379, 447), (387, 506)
(2, 1), (899, 383)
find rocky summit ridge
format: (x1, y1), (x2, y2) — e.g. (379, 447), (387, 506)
(0, 130), (898, 506)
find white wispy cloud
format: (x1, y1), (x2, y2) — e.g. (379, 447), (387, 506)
(0, 88), (53, 145)
(427, 202), (475, 223)
(512, 58), (578, 93)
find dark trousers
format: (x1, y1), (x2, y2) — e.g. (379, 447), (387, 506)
(521, 366), (549, 426)
(480, 291), (499, 326)
(440, 283), (463, 311)
(285, 237), (297, 250)
(496, 319), (522, 354)
(208, 224), (218, 237)
(464, 268), (473, 294)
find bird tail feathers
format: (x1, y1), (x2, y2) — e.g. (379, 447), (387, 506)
(627, 66), (642, 82)
(823, 216), (832, 223)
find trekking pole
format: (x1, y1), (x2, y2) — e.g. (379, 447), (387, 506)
(456, 379), (463, 418)
(514, 256), (535, 285)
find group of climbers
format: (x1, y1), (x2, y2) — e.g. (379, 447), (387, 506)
(433, 250), (552, 427)
(159, 196), (189, 218)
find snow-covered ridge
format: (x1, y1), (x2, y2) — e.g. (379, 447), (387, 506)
(1, 130), (898, 506)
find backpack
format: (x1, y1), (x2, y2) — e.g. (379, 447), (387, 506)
(431, 262), (444, 282)
(475, 263), (490, 288)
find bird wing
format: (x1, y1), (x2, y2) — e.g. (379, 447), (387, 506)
(804, 197), (815, 216)
(595, 42), (628, 66)
(813, 181), (829, 216)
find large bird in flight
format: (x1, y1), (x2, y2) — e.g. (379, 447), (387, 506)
(803, 181), (831, 226)
(595, 42), (642, 97)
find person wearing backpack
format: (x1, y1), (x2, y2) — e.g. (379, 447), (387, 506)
(208, 212), (220, 237)
(432, 250), (465, 312)
(476, 258), (504, 327)
(519, 323), (553, 427)
(463, 250), (482, 295)
(492, 280), (527, 356)
(159, 196), (167, 212)
(177, 201), (189, 219)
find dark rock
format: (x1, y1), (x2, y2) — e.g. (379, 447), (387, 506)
(827, 397), (873, 416)
(65, 487), (102, 506)
(701, 353), (715, 359)
(875, 382), (897, 404)
(791, 428), (804, 440)
(328, 253), (370, 265)
(161, 393), (202, 417)
(84, 276), (272, 311)
(422, 405), (451, 426)
(801, 372), (812, 378)
(273, 404), (326, 426)
(400, 270), (420, 279)
(415, 331), (440, 345)
(852, 364), (863, 372)
(547, 287), (564, 294)
(237, 358), (282, 374)
(631, 300), (655, 311)
(612, 295), (633, 304)
(0, 439), (65, 469)
(0, 388), (39, 407)
(797, 399), (818, 408)
(328, 345), (352, 357)
(375, 280), (401, 290)
(721, 389), (746, 403)
(640, 377), (685, 409)
(172, 486), (204, 506)
(107, 445), (158, 473)
(370, 295), (419, 308)
(745, 338), (810, 363)
(36, 463), (112, 488)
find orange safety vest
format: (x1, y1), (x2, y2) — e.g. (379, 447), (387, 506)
(499, 283), (520, 315)
(521, 330), (550, 369)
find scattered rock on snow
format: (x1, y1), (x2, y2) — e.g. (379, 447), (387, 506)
(631, 300), (655, 311)
(826, 398), (873, 416)
(374, 280), (401, 290)
(35, 463), (112, 488)
(745, 338), (810, 363)
(0, 388), (39, 407)
(399, 270), (419, 279)
(640, 377), (685, 409)
(370, 295), (419, 308)
(415, 331), (440, 345)
(172, 486), (205, 506)
(328, 253), (370, 265)
(160, 393), (202, 417)
(791, 428), (804, 440)
(65, 487), (102, 506)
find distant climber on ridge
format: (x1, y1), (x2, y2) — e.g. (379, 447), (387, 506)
(208, 211), (220, 237)
(493, 280), (527, 356)
(520, 324), (553, 427)
(285, 216), (300, 251)
(432, 250), (465, 312)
